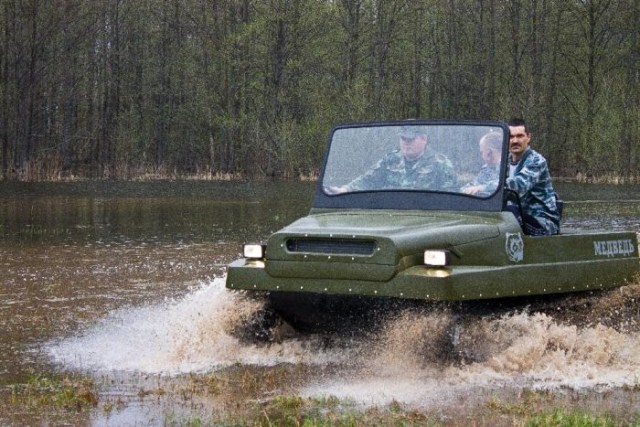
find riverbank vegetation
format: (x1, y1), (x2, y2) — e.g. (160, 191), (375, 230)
(2, 369), (636, 426)
(1, 1), (639, 182)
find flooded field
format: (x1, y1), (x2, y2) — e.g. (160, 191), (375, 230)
(1, 181), (640, 425)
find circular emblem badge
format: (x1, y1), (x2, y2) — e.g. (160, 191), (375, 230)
(505, 232), (524, 262)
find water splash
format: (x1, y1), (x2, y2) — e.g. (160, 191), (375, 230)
(47, 278), (351, 374)
(302, 286), (640, 406)
(48, 279), (640, 409)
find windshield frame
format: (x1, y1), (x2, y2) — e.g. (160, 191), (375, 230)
(312, 120), (510, 212)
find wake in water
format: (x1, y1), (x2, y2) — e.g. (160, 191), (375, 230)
(304, 283), (640, 406)
(48, 278), (640, 407)
(47, 278), (355, 374)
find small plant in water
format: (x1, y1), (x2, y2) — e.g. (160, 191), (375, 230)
(485, 389), (544, 416)
(10, 372), (98, 411)
(525, 408), (617, 427)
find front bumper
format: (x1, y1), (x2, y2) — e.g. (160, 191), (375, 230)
(226, 256), (637, 301)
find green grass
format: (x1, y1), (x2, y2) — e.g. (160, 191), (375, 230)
(8, 372), (98, 411)
(202, 393), (443, 427)
(525, 408), (618, 427)
(3, 370), (639, 426)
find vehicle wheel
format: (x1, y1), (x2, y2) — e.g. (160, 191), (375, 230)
(230, 307), (279, 343)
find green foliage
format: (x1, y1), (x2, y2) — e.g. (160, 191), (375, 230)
(525, 408), (617, 427)
(0, 0), (638, 180)
(9, 372), (98, 411)
(238, 394), (438, 427)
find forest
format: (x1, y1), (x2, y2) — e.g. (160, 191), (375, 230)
(1, 0), (638, 181)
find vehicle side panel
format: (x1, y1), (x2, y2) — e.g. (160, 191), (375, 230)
(227, 231), (639, 301)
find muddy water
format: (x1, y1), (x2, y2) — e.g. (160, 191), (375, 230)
(1, 181), (640, 425)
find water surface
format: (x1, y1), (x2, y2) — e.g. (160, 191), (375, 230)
(1, 180), (639, 425)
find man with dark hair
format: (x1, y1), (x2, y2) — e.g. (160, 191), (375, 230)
(505, 118), (560, 235)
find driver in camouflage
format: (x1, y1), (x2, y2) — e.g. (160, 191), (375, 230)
(327, 127), (457, 193)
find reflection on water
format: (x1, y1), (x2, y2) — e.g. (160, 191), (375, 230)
(554, 182), (640, 232)
(0, 181), (314, 244)
(0, 181), (314, 383)
(1, 180), (640, 424)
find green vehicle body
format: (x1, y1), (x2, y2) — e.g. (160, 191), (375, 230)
(226, 120), (639, 329)
(228, 210), (638, 300)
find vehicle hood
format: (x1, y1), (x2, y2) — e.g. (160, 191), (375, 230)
(266, 209), (502, 266)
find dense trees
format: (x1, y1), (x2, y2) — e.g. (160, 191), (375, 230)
(1, 0), (638, 181)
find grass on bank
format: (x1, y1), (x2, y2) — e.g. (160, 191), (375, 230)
(0, 159), (320, 182)
(525, 409), (619, 427)
(7, 372), (98, 411)
(1, 157), (639, 185)
(162, 393), (632, 427)
(3, 371), (638, 426)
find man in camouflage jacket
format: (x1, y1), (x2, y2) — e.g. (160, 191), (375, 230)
(506, 119), (560, 235)
(342, 128), (457, 192)
(461, 131), (502, 195)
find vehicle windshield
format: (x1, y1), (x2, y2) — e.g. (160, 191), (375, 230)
(322, 123), (506, 198)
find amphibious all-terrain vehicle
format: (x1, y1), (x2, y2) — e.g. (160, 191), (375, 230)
(226, 120), (639, 331)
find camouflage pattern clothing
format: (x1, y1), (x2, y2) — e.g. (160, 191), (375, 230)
(346, 148), (457, 192)
(461, 163), (500, 194)
(506, 147), (560, 235)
